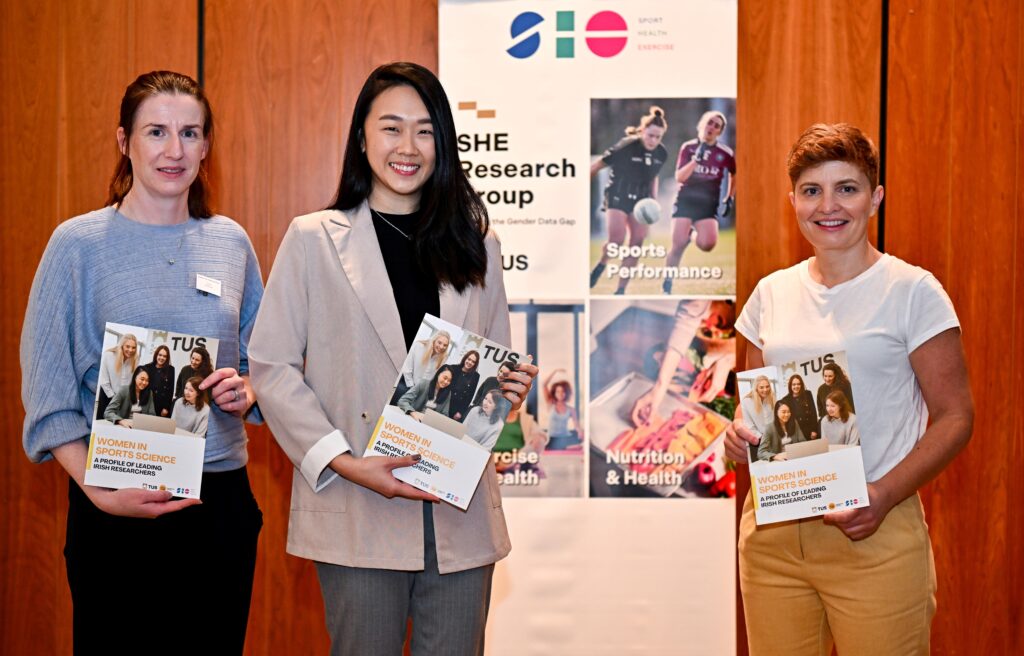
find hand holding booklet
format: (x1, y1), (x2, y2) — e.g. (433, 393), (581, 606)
(366, 314), (520, 509)
(84, 322), (215, 499)
(738, 351), (869, 524)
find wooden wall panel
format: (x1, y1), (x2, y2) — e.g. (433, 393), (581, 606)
(58, 0), (200, 222)
(738, 0), (882, 303)
(1016, 57), (1024, 652)
(736, 2), (881, 653)
(0, 2), (67, 654)
(0, 2), (196, 654)
(204, 2), (437, 653)
(886, 1), (1023, 653)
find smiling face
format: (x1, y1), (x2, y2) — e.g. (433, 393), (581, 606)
(825, 398), (839, 419)
(155, 347), (168, 367)
(190, 351), (202, 368)
(641, 124), (666, 151)
(117, 93), (208, 210)
(122, 337), (138, 359)
(790, 160), (883, 257)
(756, 379), (772, 399)
(462, 352), (479, 373)
(135, 370), (150, 391)
(363, 84), (436, 213)
(776, 403), (791, 424)
(789, 377), (803, 395)
(437, 369), (453, 389)
(554, 384), (567, 402)
(432, 334), (450, 354)
(823, 369), (835, 385)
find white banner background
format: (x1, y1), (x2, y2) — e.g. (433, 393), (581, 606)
(441, 1), (738, 652)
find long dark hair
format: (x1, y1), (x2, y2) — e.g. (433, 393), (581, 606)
(458, 349), (481, 374)
(772, 400), (797, 436)
(150, 344), (171, 368)
(106, 71), (215, 218)
(129, 367), (152, 405)
(191, 346), (214, 379)
(822, 362), (849, 387)
(328, 62), (488, 292)
(429, 365), (455, 403)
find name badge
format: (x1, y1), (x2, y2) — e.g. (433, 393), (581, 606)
(196, 274), (222, 297)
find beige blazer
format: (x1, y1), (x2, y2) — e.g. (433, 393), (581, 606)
(249, 204), (511, 574)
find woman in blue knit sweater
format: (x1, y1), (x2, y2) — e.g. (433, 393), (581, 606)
(20, 71), (264, 655)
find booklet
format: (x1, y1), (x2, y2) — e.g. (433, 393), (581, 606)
(737, 351), (869, 524)
(84, 322), (217, 499)
(366, 314), (520, 510)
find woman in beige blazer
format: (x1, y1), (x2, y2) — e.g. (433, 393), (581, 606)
(249, 63), (536, 656)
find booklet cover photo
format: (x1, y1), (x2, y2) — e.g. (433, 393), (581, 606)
(737, 351), (868, 524)
(366, 314), (520, 509)
(84, 322), (218, 499)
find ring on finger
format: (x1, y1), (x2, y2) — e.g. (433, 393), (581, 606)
(232, 389), (240, 402)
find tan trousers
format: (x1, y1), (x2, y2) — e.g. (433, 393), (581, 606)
(739, 492), (936, 655)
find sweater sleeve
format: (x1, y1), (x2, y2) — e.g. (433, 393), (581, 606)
(236, 226), (266, 424)
(104, 387), (129, 423)
(397, 381), (426, 414)
(195, 405), (210, 437)
(21, 225), (91, 462)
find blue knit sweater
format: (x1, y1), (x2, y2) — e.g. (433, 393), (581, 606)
(21, 207), (264, 471)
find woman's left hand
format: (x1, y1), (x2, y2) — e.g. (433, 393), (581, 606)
(823, 483), (893, 541)
(200, 368), (255, 417)
(500, 358), (539, 413)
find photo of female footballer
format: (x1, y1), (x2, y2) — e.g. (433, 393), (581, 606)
(589, 98), (736, 296)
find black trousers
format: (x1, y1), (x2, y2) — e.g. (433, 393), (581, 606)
(65, 466), (262, 655)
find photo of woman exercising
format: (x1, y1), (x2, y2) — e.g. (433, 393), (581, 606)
(589, 106), (668, 295)
(663, 110), (736, 295)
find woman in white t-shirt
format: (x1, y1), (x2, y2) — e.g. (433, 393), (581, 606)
(725, 123), (972, 655)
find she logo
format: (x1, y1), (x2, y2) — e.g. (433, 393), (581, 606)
(507, 10), (628, 59)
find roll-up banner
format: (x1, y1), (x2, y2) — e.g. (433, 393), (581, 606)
(441, 1), (737, 652)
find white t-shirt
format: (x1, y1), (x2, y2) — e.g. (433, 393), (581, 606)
(735, 254), (959, 481)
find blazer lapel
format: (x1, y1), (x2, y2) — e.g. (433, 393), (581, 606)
(323, 204), (407, 373)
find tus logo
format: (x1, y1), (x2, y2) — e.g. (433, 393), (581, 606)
(507, 10), (627, 59)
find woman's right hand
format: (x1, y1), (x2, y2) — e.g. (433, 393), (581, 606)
(330, 453), (439, 502)
(85, 486), (201, 518)
(117, 419), (134, 429)
(409, 411), (425, 422)
(724, 418), (758, 463)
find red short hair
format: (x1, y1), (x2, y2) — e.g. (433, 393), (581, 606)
(787, 123), (879, 188)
